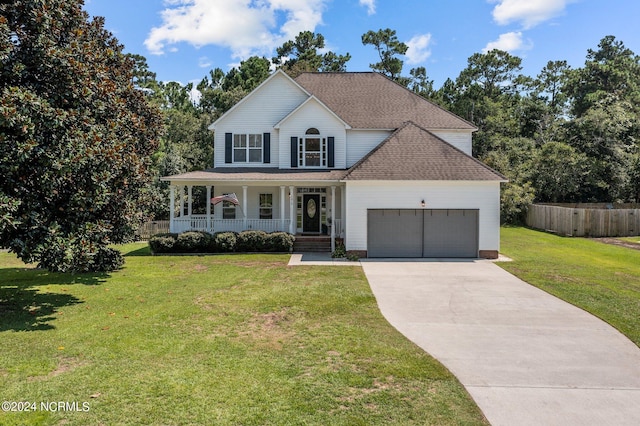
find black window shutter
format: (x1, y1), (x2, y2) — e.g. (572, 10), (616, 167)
(225, 133), (233, 163)
(328, 137), (335, 168)
(290, 137), (298, 168)
(263, 133), (271, 163)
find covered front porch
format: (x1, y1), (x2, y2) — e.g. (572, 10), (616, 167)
(162, 169), (347, 251)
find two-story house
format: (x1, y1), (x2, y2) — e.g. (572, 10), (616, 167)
(162, 70), (506, 258)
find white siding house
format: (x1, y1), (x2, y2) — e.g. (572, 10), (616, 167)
(162, 70), (506, 258)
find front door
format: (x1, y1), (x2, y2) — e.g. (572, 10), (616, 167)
(303, 194), (321, 233)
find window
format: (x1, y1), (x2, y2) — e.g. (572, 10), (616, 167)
(233, 133), (262, 163)
(222, 194), (236, 219)
(299, 128), (327, 168)
(233, 134), (246, 162)
(259, 194), (273, 219)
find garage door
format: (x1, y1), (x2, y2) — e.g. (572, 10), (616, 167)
(367, 209), (478, 258)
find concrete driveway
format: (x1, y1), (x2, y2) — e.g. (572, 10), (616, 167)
(361, 259), (640, 426)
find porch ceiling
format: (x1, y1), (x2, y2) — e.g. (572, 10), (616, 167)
(161, 167), (348, 186)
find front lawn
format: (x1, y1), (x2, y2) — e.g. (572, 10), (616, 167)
(0, 244), (487, 425)
(499, 227), (640, 347)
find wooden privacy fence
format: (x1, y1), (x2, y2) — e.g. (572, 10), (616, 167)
(136, 220), (170, 240)
(526, 204), (640, 237)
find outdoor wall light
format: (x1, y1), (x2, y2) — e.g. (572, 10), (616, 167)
(421, 200), (426, 207)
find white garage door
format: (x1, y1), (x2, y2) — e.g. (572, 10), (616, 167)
(367, 209), (479, 258)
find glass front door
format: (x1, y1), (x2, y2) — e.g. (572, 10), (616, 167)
(302, 194), (321, 233)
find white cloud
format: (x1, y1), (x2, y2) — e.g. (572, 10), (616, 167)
(198, 56), (212, 68)
(489, 0), (573, 29)
(144, 0), (327, 57)
(483, 31), (532, 53)
(405, 33), (432, 65)
(359, 0), (376, 15)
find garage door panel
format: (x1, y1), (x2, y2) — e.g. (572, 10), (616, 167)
(368, 209), (422, 257)
(423, 210), (478, 258)
(368, 209), (478, 258)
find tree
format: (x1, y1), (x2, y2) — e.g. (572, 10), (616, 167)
(0, 0), (162, 272)
(408, 66), (435, 98)
(566, 36), (640, 118)
(361, 28), (408, 81)
(528, 142), (588, 203)
(273, 31), (351, 77)
(517, 61), (570, 144)
(563, 36), (640, 201)
(456, 49), (523, 100)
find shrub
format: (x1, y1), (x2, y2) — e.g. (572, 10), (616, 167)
(331, 243), (347, 258)
(148, 231), (295, 254)
(236, 230), (268, 252)
(213, 232), (237, 253)
(92, 247), (125, 271)
(148, 233), (179, 254)
(175, 231), (212, 253)
(266, 232), (295, 252)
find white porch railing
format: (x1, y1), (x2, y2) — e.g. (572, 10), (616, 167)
(332, 219), (344, 237)
(172, 216), (291, 234)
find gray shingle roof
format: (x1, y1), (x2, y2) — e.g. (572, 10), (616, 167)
(343, 122), (507, 181)
(294, 72), (476, 130)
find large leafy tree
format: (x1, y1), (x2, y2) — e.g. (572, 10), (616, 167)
(0, 0), (162, 272)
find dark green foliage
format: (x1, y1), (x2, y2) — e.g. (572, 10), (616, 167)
(361, 28), (408, 80)
(273, 31), (351, 78)
(175, 231), (212, 253)
(425, 36), (640, 222)
(213, 232), (237, 253)
(236, 230), (268, 252)
(0, 0), (162, 272)
(148, 233), (179, 254)
(331, 243), (347, 258)
(264, 232), (295, 253)
(148, 231), (294, 254)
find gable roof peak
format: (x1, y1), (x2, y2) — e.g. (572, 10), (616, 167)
(343, 121), (506, 181)
(209, 69), (310, 130)
(294, 72), (477, 131)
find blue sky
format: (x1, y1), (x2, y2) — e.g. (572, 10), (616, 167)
(84, 0), (640, 88)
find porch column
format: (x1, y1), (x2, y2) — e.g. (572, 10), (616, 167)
(206, 185), (212, 233)
(169, 185), (175, 233)
(179, 186), (185, 217)
(341, 186), (346, 238)
(187, 185), (193, 217)
(331, 185), (336, 252)
(289, 186), (295, 234)
(242, 185), (248, 229)
(280, 186), (286, 231)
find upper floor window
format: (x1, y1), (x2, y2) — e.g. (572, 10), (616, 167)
(234, 134), (262, 163)
(299, 128), (327, 168)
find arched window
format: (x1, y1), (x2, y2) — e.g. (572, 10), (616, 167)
(300, 128), (324, 167)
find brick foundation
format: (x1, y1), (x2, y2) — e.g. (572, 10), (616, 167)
(479, 250), (499, 259)
(347, 250), (368, 259)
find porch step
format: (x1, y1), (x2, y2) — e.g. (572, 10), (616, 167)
(294, 236), (332, 252)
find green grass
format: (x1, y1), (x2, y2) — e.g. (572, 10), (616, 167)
(619, 236), (640, 245)
(0, 244), (487, 425)
(499, 227), (640, 347)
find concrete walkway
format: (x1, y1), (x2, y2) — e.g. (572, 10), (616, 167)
(361, 259), (640, 426)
